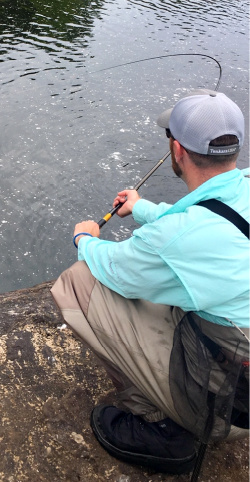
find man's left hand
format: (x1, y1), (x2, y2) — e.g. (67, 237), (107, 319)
(74, 220), (100, 246)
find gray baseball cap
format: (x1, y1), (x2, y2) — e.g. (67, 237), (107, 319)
(157, 89), (245, 155)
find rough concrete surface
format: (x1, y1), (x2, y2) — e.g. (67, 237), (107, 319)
(0, 281), (249, 482)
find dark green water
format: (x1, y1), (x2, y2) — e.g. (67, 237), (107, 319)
(0, 0), (249, 293)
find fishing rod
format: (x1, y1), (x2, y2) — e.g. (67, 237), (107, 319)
(96, 54), (222, 228)
(93, 53), (222, 91)
(97, 150), (171, 228)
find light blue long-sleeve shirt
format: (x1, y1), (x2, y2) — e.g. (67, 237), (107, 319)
(78, 168), (250, 328)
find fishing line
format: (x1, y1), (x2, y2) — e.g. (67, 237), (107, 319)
(93, 53), (222, 91)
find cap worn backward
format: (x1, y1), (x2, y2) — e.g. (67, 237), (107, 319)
(157, 89), (218, 129)
(157, 90), (245, 155)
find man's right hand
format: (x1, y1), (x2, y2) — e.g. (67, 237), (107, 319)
(113, 189), (141, 217)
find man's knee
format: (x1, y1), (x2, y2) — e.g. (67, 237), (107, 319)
(51, 261), (96, 314)
(67, 260), (94, 284)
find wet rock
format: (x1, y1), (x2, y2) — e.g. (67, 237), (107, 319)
(0, 281), (249, 481)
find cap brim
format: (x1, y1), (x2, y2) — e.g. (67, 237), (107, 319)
(157, 107), (172, 128)
(157, 89), (219, 128)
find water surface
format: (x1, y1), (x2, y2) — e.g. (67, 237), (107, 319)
(0, 0), (249, 292)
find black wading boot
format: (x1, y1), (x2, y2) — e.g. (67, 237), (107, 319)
(90, 404), (197, 474)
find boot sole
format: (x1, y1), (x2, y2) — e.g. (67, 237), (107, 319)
(90, 405), (197, 474)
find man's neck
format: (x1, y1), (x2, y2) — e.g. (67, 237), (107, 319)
(184, 162), (237, 192)
(170, 139), (237, 192)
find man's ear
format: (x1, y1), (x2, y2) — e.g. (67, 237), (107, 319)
(172, 140), (183, 163)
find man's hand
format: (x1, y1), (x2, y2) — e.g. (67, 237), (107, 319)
(74, 220), (100, 246)
(113, 189), (141, 218)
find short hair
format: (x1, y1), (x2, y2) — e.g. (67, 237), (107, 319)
(185, 135), (239, 167)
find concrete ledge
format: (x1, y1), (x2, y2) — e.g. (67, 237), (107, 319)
(0, 282), (249, 481)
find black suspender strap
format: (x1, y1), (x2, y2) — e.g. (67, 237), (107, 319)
(197, 199), (250, 239)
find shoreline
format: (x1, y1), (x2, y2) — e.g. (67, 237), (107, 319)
(0, 282), (249, 481)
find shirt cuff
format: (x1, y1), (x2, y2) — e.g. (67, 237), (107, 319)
(77, 235), (96, 260)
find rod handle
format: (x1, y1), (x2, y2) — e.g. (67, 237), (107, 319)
(97, 202), (123, 227)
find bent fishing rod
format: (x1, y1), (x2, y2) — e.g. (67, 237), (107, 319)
(98, 150), (171, 228)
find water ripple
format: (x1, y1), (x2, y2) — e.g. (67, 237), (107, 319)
(0, 0), (249, 293)
(128, 0), (249, 28)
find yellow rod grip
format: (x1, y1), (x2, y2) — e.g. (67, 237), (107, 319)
(103, 213), (112, 222)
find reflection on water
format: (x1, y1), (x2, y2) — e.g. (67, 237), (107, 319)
(0, 0), (249, 292)
(0, 0), (105, 84)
